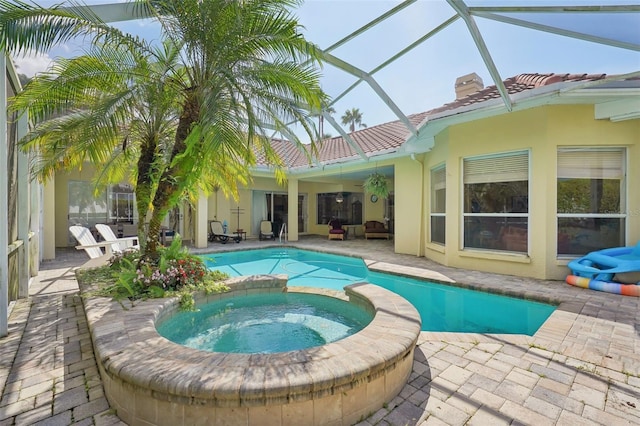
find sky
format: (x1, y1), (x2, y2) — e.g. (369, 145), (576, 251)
(10, 0), (640, 137)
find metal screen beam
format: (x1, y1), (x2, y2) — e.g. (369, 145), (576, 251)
(472, 11), (640, 52)
(324, 0), (418, 53)
(447, 0), (512, 111)
(323, 113), (368, 160)
(63, 3), (152, 23)
(320, 51), (418, 136)
(331, 15), (459, 106)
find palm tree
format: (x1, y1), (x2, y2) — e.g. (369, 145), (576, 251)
(341, 107), (367, 132)
(11, 39), (182, 250)
(1, 0), (326, 257)
(317, 105), (335, 141)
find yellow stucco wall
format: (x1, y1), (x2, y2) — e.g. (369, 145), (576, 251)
(53, 165), (101, 248)
(423, 130), (449, 265)
(53, 165), (179, 247)
(48, 103), (638, 281)
(421, 105), (639, 280)
(393, 156), (424, 256)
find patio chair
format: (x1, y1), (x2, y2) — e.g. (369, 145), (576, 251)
(328, 219), (346, 240)
(208, 220), (241, 244)
(363, 220), (390, 240)
(95, 224), (139, 254)
(69, 225), (126, 260)
(259, 220), (275, 240)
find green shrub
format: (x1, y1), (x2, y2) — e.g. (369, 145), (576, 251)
(87, 236), (229, 309)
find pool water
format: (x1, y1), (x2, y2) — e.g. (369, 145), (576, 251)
(202, 249), (367, 287)
(368, 271), (552, 334)
(200, 248), (556, 335)
(157, 292), (373, 353)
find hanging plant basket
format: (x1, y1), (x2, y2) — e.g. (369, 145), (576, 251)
(363, 172), (389, 199)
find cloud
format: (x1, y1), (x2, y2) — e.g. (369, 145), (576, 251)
(11, 52), (54, 77)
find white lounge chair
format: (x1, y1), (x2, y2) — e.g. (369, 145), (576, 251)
(259, 220), (275, 240)
(69, 225), (137, 260)
(95, 224), (139, 254)
(69, 225), (114, 260)
(208, 220), (241, 244)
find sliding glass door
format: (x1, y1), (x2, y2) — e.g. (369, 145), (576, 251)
(252, 191), (306, 236)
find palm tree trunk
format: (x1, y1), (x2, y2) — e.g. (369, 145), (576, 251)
(146, 210), (167, 257)
(135, 136), (158, 251)
(145, 95), (200, 258)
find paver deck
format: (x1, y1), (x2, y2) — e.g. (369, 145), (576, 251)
(2, 236), (639, 425)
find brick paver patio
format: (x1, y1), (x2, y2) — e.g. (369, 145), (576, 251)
(2, 236), (639, 425)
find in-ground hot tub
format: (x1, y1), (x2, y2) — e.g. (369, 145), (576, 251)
(82, 275), (421, 426)
(157, 291), (374, 354)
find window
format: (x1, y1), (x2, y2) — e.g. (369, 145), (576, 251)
(557, 148), (626, 256)
(430, 165), (446, 245)
(463, 151), (529, 253)
(317, 192), (363, 225)
(266, 193), (287, 230)
(68, 181), (108, 229)
(68, 182), (136, 244)
(109, 184), (135, 223)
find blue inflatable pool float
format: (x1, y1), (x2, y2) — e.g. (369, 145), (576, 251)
(566, 242), (640, 296)
(566, 275), (640, 297)
(567, 242), (640, 281)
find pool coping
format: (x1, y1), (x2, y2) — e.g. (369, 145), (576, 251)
(202, 245), (565, 345)
(81, 274), (422, 425)
(196, 246), (578, 349)
(361, 259), (584, 349)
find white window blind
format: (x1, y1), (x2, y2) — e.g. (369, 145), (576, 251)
(463, 151), (528, 184)
(557, 149), (624, 179)
(431, 165), (446, 190)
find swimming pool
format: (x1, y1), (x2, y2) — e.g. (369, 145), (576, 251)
(200, 248), (555, 335)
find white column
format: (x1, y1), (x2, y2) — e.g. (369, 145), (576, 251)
(17, 113), (29, 297)
(194, 191), (208, 248)
(42, 178), (56, 260)
(1, 53), (9, 336)
(29, 150), (40, 276)
(287, 178), (298, 241)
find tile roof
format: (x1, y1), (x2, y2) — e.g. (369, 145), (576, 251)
(258, 73), (609, 169)
(253, 137), (298, 167)
(428, 73), (607, 115)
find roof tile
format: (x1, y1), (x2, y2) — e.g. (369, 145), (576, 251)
(257, 73), (609, 169)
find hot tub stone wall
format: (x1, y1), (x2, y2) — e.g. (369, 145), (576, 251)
(80, 274), (421, 426)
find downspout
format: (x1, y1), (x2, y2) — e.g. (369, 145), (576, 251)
(410, 153), (424, 257)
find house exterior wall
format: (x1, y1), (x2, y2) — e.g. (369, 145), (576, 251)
(393, 156), (424, 256)
(363, 188), (386, 223)
(423, 129), (449, 265)
(45, 103), (638, 282)
(52, 165), (176, 247)
(303, 181), (333, 236)
(302, 178), (376, 237)
(421, 104), (639, 280)
(52, 165), (100, 247)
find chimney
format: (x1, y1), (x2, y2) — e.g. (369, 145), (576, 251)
(455, 72), (484, 99)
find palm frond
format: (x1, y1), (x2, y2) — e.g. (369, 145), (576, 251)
(0, 0), (145, 56)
